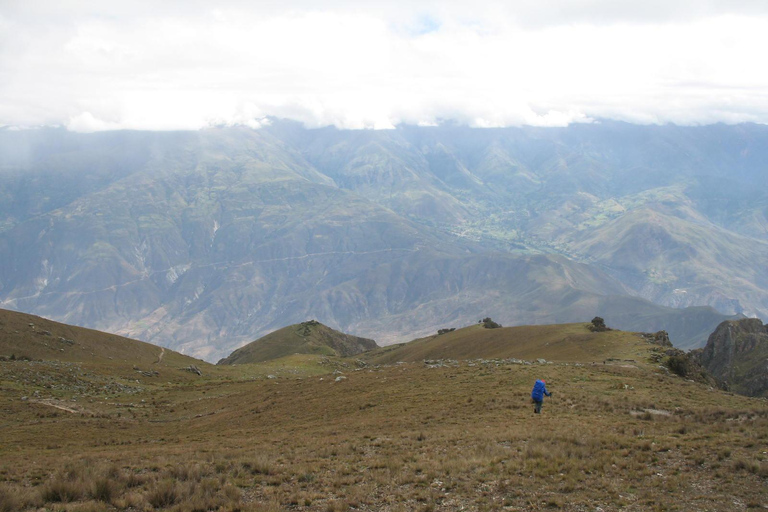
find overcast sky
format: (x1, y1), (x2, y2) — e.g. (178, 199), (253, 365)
(2, 0), (768, 131)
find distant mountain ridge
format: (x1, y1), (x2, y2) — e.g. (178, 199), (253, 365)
(0, 122), (765, 360)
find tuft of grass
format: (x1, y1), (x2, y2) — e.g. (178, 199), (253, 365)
(41, 477), (87, 503)
(91, 477), (118, 503)
(0, 485), (19, 512)
(242, 454), (273, 475)
(145, 479), (179, 508)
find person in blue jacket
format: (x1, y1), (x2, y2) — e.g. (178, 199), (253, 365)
(531, 379), (551, 414)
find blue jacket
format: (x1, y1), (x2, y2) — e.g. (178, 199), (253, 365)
(531, 380), (550, 402)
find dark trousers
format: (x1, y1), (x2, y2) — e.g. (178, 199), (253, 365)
(533, 399), (543, 413)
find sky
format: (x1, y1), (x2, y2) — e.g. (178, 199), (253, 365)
(1, 0), (768, 131)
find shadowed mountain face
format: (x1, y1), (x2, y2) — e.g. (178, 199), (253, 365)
(0, 122), (763, 360)
(694, 318), (768, 397)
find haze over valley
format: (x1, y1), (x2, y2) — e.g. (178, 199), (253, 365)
(0, 121), (764, 360)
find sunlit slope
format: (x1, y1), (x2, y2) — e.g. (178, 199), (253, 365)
(217, 321), (378, 365)
(365, 323), (651, 365)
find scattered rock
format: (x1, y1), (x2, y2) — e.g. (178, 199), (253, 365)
(335, 376), (347, 382)
(182, 365), (203, 376)
(641, 330), (672, 347)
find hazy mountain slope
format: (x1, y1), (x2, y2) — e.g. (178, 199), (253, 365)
(217, 320), (378, 365)
(0, 128), (163, 233)
(590, 301), (741, 351)
(0, 130), (459, 360)
(272, 124), (482, 224)
(1, 123), (765, 361)
(571, 207), (768, 318)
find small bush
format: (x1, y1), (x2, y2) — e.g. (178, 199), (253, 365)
(667, 355), (690, 377)
(587, 317), (610, 332)
(480, 317), (501, 329)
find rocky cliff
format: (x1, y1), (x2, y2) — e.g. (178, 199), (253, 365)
(693, 318), (768, 397)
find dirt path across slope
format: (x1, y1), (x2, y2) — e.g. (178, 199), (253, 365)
(31, 399), (86, 414)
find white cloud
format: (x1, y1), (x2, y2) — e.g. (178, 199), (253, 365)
(1, 2), (768, 130)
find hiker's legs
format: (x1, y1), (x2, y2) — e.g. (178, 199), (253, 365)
(534, 400), (542, 413)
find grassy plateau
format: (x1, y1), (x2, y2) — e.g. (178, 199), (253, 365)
(1, 313), (767, 511)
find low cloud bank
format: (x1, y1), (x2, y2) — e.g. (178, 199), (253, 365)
(1, 3), (767, 131)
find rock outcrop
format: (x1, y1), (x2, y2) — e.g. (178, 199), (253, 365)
(692, 319), (768, 397)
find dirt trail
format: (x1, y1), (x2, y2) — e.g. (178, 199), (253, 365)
(31, 399), (83, 414)
(156, 347), (165, 364)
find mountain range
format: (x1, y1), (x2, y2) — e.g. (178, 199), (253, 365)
(1, 120), (764, 361)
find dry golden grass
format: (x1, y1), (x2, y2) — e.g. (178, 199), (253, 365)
(0, 308), (211, 386)
(1, 321), (767, 511)
(365, 323), (650, 364)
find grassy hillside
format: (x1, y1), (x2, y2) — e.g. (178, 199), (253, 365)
(365, 322), (651, 365)
(0, 308), (210, 384)
(217, 321), (378, 365)
(1, 327), (766, 511)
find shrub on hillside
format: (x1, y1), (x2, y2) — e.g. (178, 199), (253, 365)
(480, 318), (502, 329)
(588, 317), (611, 332)
(667, 354), (691, 378)
(437, 328), (455, 335)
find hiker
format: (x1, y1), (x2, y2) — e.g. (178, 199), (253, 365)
(531, 379), (551, 414)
